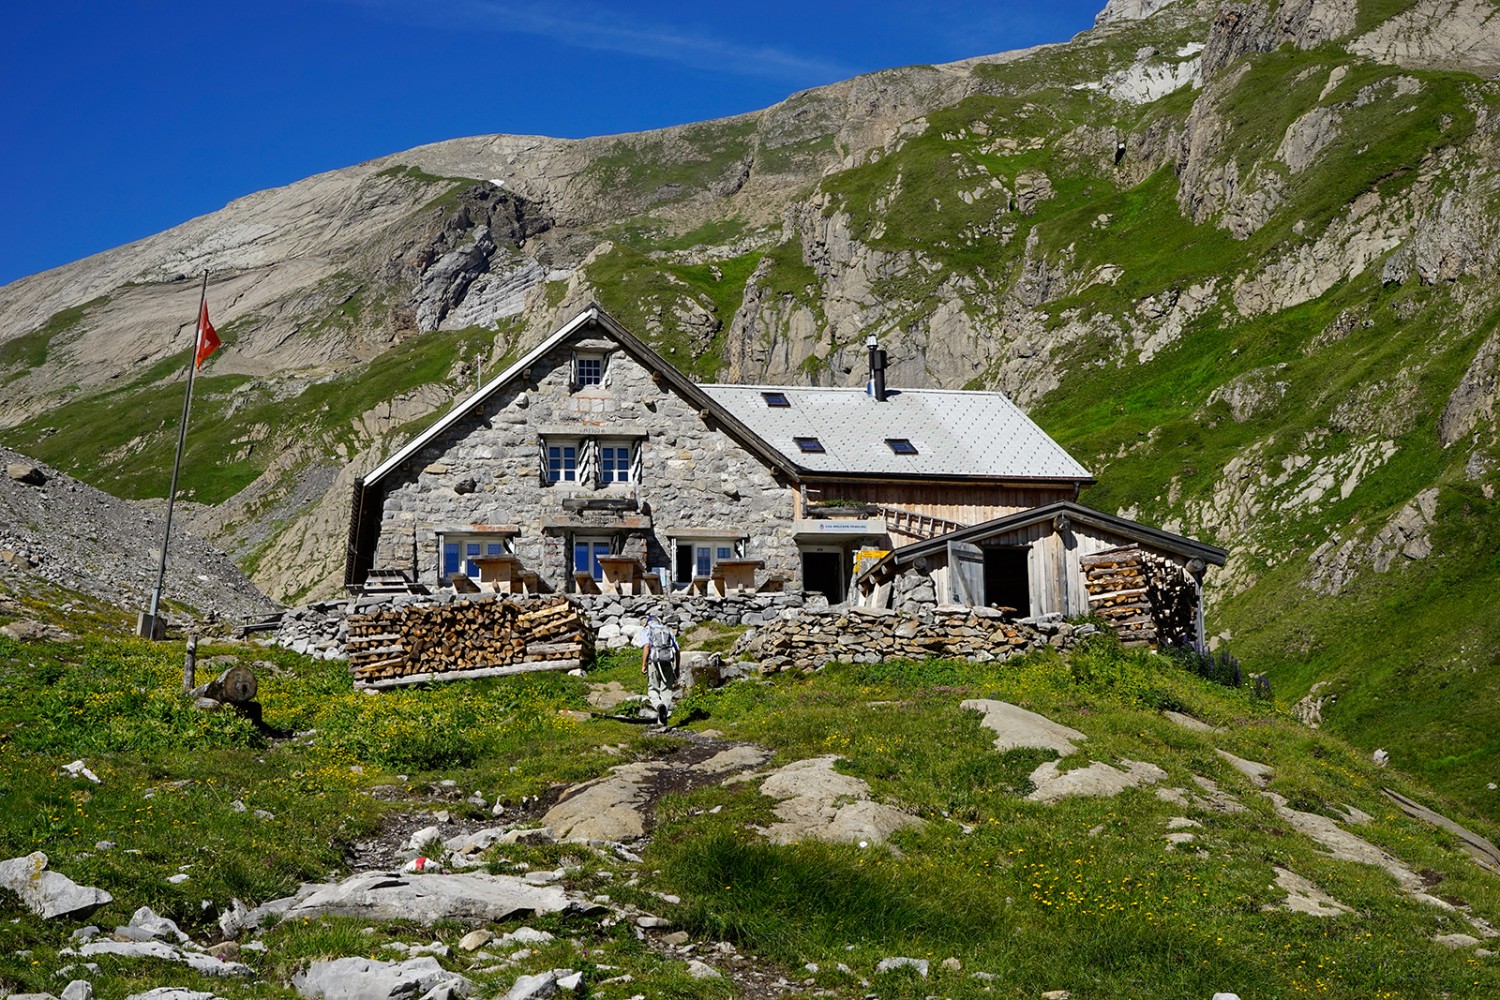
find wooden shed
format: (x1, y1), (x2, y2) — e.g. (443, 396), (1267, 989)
(854, 500), (1228, 648)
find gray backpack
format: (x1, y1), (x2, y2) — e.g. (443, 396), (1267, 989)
(646, 623), (675, 667)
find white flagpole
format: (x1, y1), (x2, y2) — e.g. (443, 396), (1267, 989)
(141, 272), (209, 639)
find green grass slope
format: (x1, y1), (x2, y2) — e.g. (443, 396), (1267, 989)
(2, 599), (1498, 998)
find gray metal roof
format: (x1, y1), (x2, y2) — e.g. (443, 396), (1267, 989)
(701, 384), (1093, 481)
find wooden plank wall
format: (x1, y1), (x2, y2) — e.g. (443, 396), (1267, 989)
(965, 521), (1145, 617)
(803, 483), (1076, 528)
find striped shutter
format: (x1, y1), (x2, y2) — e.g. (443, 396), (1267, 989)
(630, 438), (644, 485)
(538, 437), (549, 485)
(578, 438), (599, 488)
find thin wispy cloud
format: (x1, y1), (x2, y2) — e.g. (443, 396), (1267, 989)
(341, 0), (855, 84)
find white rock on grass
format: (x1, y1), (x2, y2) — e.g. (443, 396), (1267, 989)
(756, 756), (923, 846)
(685, 960), (721, 979)
(0, 852), (113, 919)
(62, 940), (251, 978)
(61, 982), (92, 1000)
(960, 700), (1086, 755)
(126, 990), (226, 1000)
(116, 906), (189, 943)
(262, 869), (588, 925)
(61, 760), (101, 783)
(1434, 933), (1482, 949)
(292, 956), (471, 1000)
(501, 970), (571, 1000)
(1027, 759), (1167, 803)
(874, 957), (929, 976)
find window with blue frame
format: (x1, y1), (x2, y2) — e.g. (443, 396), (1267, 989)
(442, 537), (508, 580)
(573, 355), (604, 386)
(600, 443), (631, 484)
(573, 538), (611, 580)
(547, 443), (578, 482)
(677, 538), (740, 583)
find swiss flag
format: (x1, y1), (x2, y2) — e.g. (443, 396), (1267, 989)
(195, 300), (221, 369)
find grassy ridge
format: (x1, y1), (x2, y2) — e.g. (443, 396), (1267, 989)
(1, 327), (498, 503)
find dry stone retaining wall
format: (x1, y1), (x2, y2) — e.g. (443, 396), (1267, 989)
(271, 591), (825, 661)
(733, 606), (1095, 673)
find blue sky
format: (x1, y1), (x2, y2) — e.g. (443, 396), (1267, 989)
(0, 0), (1104, 287)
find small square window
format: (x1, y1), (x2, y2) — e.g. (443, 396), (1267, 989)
(794, 437), (825, 454)
(761, 391), (790, 407)
(574, 356), (604, 386)
(886, 438), (919, 455)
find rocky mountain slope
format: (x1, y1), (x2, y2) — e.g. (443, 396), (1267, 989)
(0, 445), (277, 626)
(0, 0), (1498, 806)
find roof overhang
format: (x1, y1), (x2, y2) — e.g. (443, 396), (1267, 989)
(859, 499), (1228, 582)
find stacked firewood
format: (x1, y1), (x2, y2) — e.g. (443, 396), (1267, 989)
(1081, 547), (1155, 646)
(1081, 546), (1197, 649)
(345, 596), (593, 689)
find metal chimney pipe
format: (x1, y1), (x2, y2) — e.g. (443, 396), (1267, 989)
(866, 335), (887, 402)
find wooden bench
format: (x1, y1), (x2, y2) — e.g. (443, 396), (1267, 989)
(597, 555), (651, 596)
(470, 554), (523, 594)
(713, 559), (765, 596)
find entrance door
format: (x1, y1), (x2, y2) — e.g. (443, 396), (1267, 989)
(801, 550), (845, 603)
(983, 547), (1031, 617)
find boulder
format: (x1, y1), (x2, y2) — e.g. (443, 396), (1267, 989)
(0, 852), (112, 919)
(6, 462), (48, 485)
(271, 869), (588, 925)
(292, 956), (472, 1000)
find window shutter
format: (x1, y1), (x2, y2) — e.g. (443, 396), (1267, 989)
(578, 438), (599, 488)
(630, 438), (644, 485)
(568, 351), (578, 390)
(538, 437), (549, 485)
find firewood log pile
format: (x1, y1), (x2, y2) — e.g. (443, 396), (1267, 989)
(1081, 546), (1198, 649)
(345, 596), (593, 690)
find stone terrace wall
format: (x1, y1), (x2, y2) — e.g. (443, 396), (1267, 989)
(733, 606), (1097, 674)
(272, 591), (826, 661)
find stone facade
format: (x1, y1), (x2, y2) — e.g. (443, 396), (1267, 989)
(370, 333), (798, 594)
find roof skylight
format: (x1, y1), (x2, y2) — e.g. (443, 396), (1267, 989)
(886, 438), (919, 455)
(761, 391), (790, 407)
(794, 437), (825, 454)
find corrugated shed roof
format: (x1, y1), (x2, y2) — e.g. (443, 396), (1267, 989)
(701, 385), (1093, 481)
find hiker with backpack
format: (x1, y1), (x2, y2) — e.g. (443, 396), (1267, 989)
(639, 614), (680, 726)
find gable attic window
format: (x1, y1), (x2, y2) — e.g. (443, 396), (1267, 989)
(761, 391), (790, 407)
(572, 354), (604, 387)
(886, 438), (919, 455)
(794, 437), (825, 454)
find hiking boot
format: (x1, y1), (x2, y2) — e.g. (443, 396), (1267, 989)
(657, 704), (670, 727)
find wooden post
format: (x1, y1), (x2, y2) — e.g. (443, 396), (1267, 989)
(182, 634), (197, 694)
